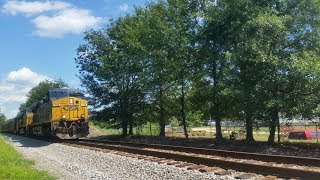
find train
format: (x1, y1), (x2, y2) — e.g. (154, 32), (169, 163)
(2, 88), (89, 139)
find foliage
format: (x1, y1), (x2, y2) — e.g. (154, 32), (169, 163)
(187, 111), (204, 127)
(19, 79), (68, 111)
(169, 117), (180, 127)
(76, 0), (320, 142)
(76, 15), (147, 136)
(0, 110), (6, 130)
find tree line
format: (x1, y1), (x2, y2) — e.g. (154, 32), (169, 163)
(0, 110), (6, 130)
(75, 0), (320, 143)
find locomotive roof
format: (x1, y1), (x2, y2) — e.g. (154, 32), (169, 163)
(30, 101), (42, 110)
(49, 88), (84, 95)
(16, 108), (33, 118)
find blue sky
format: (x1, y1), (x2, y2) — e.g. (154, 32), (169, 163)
(0, 0), (149, 118)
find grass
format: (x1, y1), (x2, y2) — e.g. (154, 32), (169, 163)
(0, 134), (55, 180)
(89, 120), (320, 143)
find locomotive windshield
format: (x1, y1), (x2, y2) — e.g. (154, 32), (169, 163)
(69, 91), (84, 98)
(50, 91), (68, 99)
(49, 88), (85, 99)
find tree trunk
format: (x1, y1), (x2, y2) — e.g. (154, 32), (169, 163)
(120, 99), (128, 137)
(159, 85), (166, 137)
(277, 114), (280, 143)
(121, 114), (128, 137)
(267, 109), (278, 143)
(211, 65), (223, 142)
(180, 77), (188, 139)
(245, 114), (255, 142)
(215, 116), (222, 141)
(129, 117), (133, 135)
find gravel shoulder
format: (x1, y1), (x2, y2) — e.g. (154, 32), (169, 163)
(3, 134), (244, 180)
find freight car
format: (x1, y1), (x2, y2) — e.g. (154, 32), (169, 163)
(3, 88), (89, 139)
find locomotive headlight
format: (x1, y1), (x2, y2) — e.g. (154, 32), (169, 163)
(62, 115), (67, 119)
(81, 114), (85, 118)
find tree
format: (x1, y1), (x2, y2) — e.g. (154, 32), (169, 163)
(76, 0), (320, 143)
(0, 110), (6, 130)
(136, 2), (177, 137)
(77, 1), (202, 138)
(241, 0), (320, 143)
(153, 0), (199, 138)
(76, 15), (146, 136)
(197, 0), (320, 142)
(19, 79), (69, 111)
(196, 0), (250, 142)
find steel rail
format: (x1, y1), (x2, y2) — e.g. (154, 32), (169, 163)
(79, 139), (320, 167)
(64, 140), (320, 179)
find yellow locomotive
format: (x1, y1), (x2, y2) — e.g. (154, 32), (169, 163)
(4, 88), (89, 139)
(30, 88), (89, 139)
(16, 109), (33, 135)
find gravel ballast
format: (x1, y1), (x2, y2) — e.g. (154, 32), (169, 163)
(3, 134), (258, 180)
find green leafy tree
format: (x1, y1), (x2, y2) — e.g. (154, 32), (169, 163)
(76, 15), (146, 136)
(19, 79), (69, 111)
(75, 0), (320, 143)
(154, 0), (199, 138)
(0, 109), (6, 130)
(137, 2), (176, 137)
(227, 0), (320, 143)
(196, 0), (247, 141)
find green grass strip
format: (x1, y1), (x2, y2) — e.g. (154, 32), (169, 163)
(0, 134), (55, 180)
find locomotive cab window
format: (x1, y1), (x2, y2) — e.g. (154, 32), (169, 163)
(50, 91), (68, 99)
(69, 92), (84, 98)
(43, 93), (50, 103)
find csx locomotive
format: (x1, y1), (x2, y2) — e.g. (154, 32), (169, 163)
(3, 88), (89, 139)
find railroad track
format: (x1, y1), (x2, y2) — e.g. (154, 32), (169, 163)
(61, 139), (320, 179)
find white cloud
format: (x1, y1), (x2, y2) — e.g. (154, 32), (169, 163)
(0, 67), (49, 118)
(2, 0), (71, 16)
(119, 3), (129, 12)
(7, 67), (48, 84)
(2, 0), (103, 38)
(32, 8), (102, 37)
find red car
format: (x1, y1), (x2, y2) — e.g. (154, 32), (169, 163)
(288, 129), (320, 140)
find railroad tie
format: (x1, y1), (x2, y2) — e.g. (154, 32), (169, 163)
(137, 155), (147, 159)
(235, 173), (256, 179)
(167, 161), (181, 165)
(123, 153), (135, 158)
(214, 170), (231, 176)
(176, 163), (194, 168)
(199, 166), (220, 173)
(151, 158), (165, 162)
(187, 165), (206, 170)
(262, 175), (277, 180)
(144, 156), (163, 162)
(158, 159), (172, 164)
